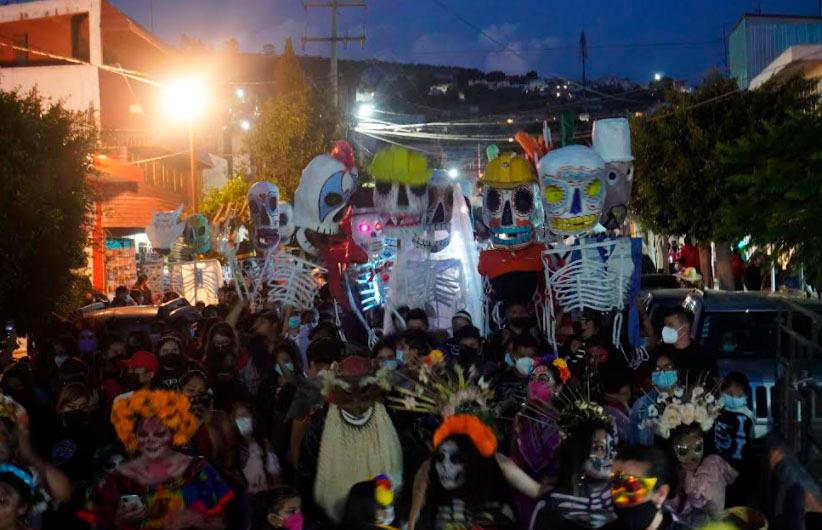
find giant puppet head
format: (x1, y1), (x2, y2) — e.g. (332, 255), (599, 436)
(184, 214), (211, 254)
(481, 153), (543, 250)
(592, 118), (634, 230)
(293, 141), (358, 254)
(370, 146), (432, 238)
(538, 145), (606, 237)
(350, 188), (387, 259)
(413, 170), (456, 253)
(247, 181), (294, 252)
(146, 205), (186, 254)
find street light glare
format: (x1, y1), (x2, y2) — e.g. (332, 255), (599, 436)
(653, 72), (663, 81)
(235, 87), (245, 99)
(163, 79), (207, 121)
(447, 168), (459, 179)
(240, 120), (251, 131)
(357, 103), (375, 119)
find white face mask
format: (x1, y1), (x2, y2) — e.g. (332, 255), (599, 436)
(377, 505), (395, 526)
(235, 417), (253, 437)
(661, 325), (680, 344)
(54, 354), (68, 368)
(435, 440), (466, 491)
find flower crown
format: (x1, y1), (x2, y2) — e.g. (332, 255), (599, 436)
(551, 358), (572, 383)
(553, 384), (613, 440)
(645, 384), (721, 439)
(111, 390), (199, 451)
(373, 474), (393, 507)
(433, 414), (498, 457)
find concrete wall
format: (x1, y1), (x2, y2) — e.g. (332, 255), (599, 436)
(0, 63), (99, 114)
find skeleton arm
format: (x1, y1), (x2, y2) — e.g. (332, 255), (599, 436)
(408, 458), (431, 530)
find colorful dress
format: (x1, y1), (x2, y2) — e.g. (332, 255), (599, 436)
(92, 457), (234, 529)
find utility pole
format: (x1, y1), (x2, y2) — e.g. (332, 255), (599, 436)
(301, 1), (366, 106)
(579, 31), (587, 89)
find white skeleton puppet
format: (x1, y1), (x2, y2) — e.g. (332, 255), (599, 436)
(538, 145), (634, 344)
(245, 181), (312, 311)
(592, 118), (634, 232)
(293, 141), (358, 256)
(391, 171), (483, 332)
(146, 205), (186, 255)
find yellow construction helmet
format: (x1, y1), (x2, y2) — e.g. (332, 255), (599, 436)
(369, 146), (431, 185)
(483, 152), (534, 188)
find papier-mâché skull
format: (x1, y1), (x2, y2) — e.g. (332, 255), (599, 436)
(293, 141), (358, 236)
(370, 146), (432, 238)
(538, 145), (606, 237)
(481, 153), (542, 250)
(592, 118), (634, 230)
(413, 170), (455, 253)
(351, 207), (386, 258)
(435, 439), (466, 491)
(184, 213), (211, 254)
(247, 181), (282, 252)
(146, 204), (185, 253)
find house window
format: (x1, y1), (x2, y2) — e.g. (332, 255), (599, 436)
(71, 14), (90, 61)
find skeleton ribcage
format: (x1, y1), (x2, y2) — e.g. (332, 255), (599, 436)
(263, 252), (325, 311)
(397, 258), (463, 330)
(169, 260), (223, 305)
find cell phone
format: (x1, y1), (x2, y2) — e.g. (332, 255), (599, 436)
(5, 320), (13, 333)
(119, 495), (144, 511)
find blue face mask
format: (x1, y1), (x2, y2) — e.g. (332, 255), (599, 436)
(395, 350), (405, 364)
(721, 343), (736, 353)
(381, 359), (399, 370)
(275, 362), (294, 376)
(504, 353), (515, 367)
(651, 370), (678, 389)
(721, 393), (747, 411)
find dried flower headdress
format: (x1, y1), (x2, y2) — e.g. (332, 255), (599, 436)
(386, 362), (495, 419)
(110, 389), (199, 451)
(555, 384), (613, 440)
(644, 384), (721, 439)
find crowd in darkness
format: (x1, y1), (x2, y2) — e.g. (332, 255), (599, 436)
(0, 283), (818, 530)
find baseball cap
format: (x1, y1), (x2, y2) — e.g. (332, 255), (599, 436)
(122, 351), (159, 374)
(452, 310), (472, 324)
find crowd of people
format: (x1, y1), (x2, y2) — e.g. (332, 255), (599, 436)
(0, 284), (817, 530)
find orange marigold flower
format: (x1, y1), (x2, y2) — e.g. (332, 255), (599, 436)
(433, 414), (497, 457)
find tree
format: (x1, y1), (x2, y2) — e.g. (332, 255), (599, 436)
(717, 76), (822, 284)
(0, 90), (95, 330)
(244, 38), (342, 200)
(200, 176), (252, 225)
(631, 73), (752, 288)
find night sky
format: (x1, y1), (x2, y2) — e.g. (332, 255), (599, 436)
(113, 0), (817, 83)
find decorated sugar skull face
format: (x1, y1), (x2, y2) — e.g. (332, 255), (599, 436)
(184, 214), (211, 254)
(247, 181), (285, 252)
(413, 171), (455, 253)
(136, 417), (172, 459)
(435, 439), (466, 491)
(482, 183), (542, 249)
(370, 146), (431, 238)
(146, 205), (185, 253)
(351, 208), (385, 258)
(293, 142), (358, 238)
(538, 145), (606, 236)
(592, 118), (634, 230)
(583, 428), (617, 479)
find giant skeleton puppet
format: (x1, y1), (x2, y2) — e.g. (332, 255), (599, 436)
(538, 144), (639, 352)
(298, 356), (403, 524)
(477, 153), (546, 320)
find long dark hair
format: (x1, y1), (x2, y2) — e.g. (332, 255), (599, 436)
(203, 322), (237, 376)
(555, 420), (610, 495)
(251, 485), (300, 529)
(342, 480), (380, 528)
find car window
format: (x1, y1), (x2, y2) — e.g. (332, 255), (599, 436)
(699, 311), (779, 359)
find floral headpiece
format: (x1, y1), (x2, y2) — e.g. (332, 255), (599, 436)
(645, 384), (720, 439)
(433, 414), (498, 457)
(0, 463), (35, 494)
(387, 363), (494, 419)
(373, 474), (393, 506)
(318, 356), (392, 398)
(551, 358), (572, 383)
(555, 385), (612, 440)
(111, 390), (199, 452)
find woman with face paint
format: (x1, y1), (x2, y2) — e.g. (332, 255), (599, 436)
(510, 360), (567, 524)
(529, 403), (618, 529)
(93, 389), (233, 529)
(666, 424), (737, 525)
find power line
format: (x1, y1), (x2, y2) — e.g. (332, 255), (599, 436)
(411, 39), (724, 56)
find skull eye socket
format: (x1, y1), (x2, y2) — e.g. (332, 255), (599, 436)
(410, 185), (427, 197)
(197, 226), (205, 236)
(586, 179), (602, 198)
(268, 197), (278, 210)
(513, 187), (534, 215)
(375, 182), (392, 195)
(250, 202), (259, 214)
(324, 193), (343, 207)
(607, 171), (618, 184)
(485, 188), (501, 212)
(427, 187), (437, 205)
(544, 185), (564, 205)
(279, 213), (289, 226)
(445, 188), (454, 207)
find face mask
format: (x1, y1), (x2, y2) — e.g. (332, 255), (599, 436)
(527, 380), (553, 403)
(458, 346), (478, 361)
(395, 350), (405, 363)
(191, 393), (212, 409)
(721, 393), (747, 411)
(378, 505), (395, 526)
(160, 353), (183, 370)
(510, 317), (531, 330)
(504, 352), (514, 367)
(651, 370), (678, 389)
(515, 356), (535, 376)
(275, 362), (294, 376)
(288, 316), (301, 329)
(614, 501), (660, 530)
(281, 512), (304, 530)
(235, 417), (253, 437)
(661, 326), (680, 344)
(54, 354), (68, 368)
(381, 359), (399, 370)
(78, 338), (97, 353)
(721, 343), (736, 353)
(62, 410), (90, 431)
